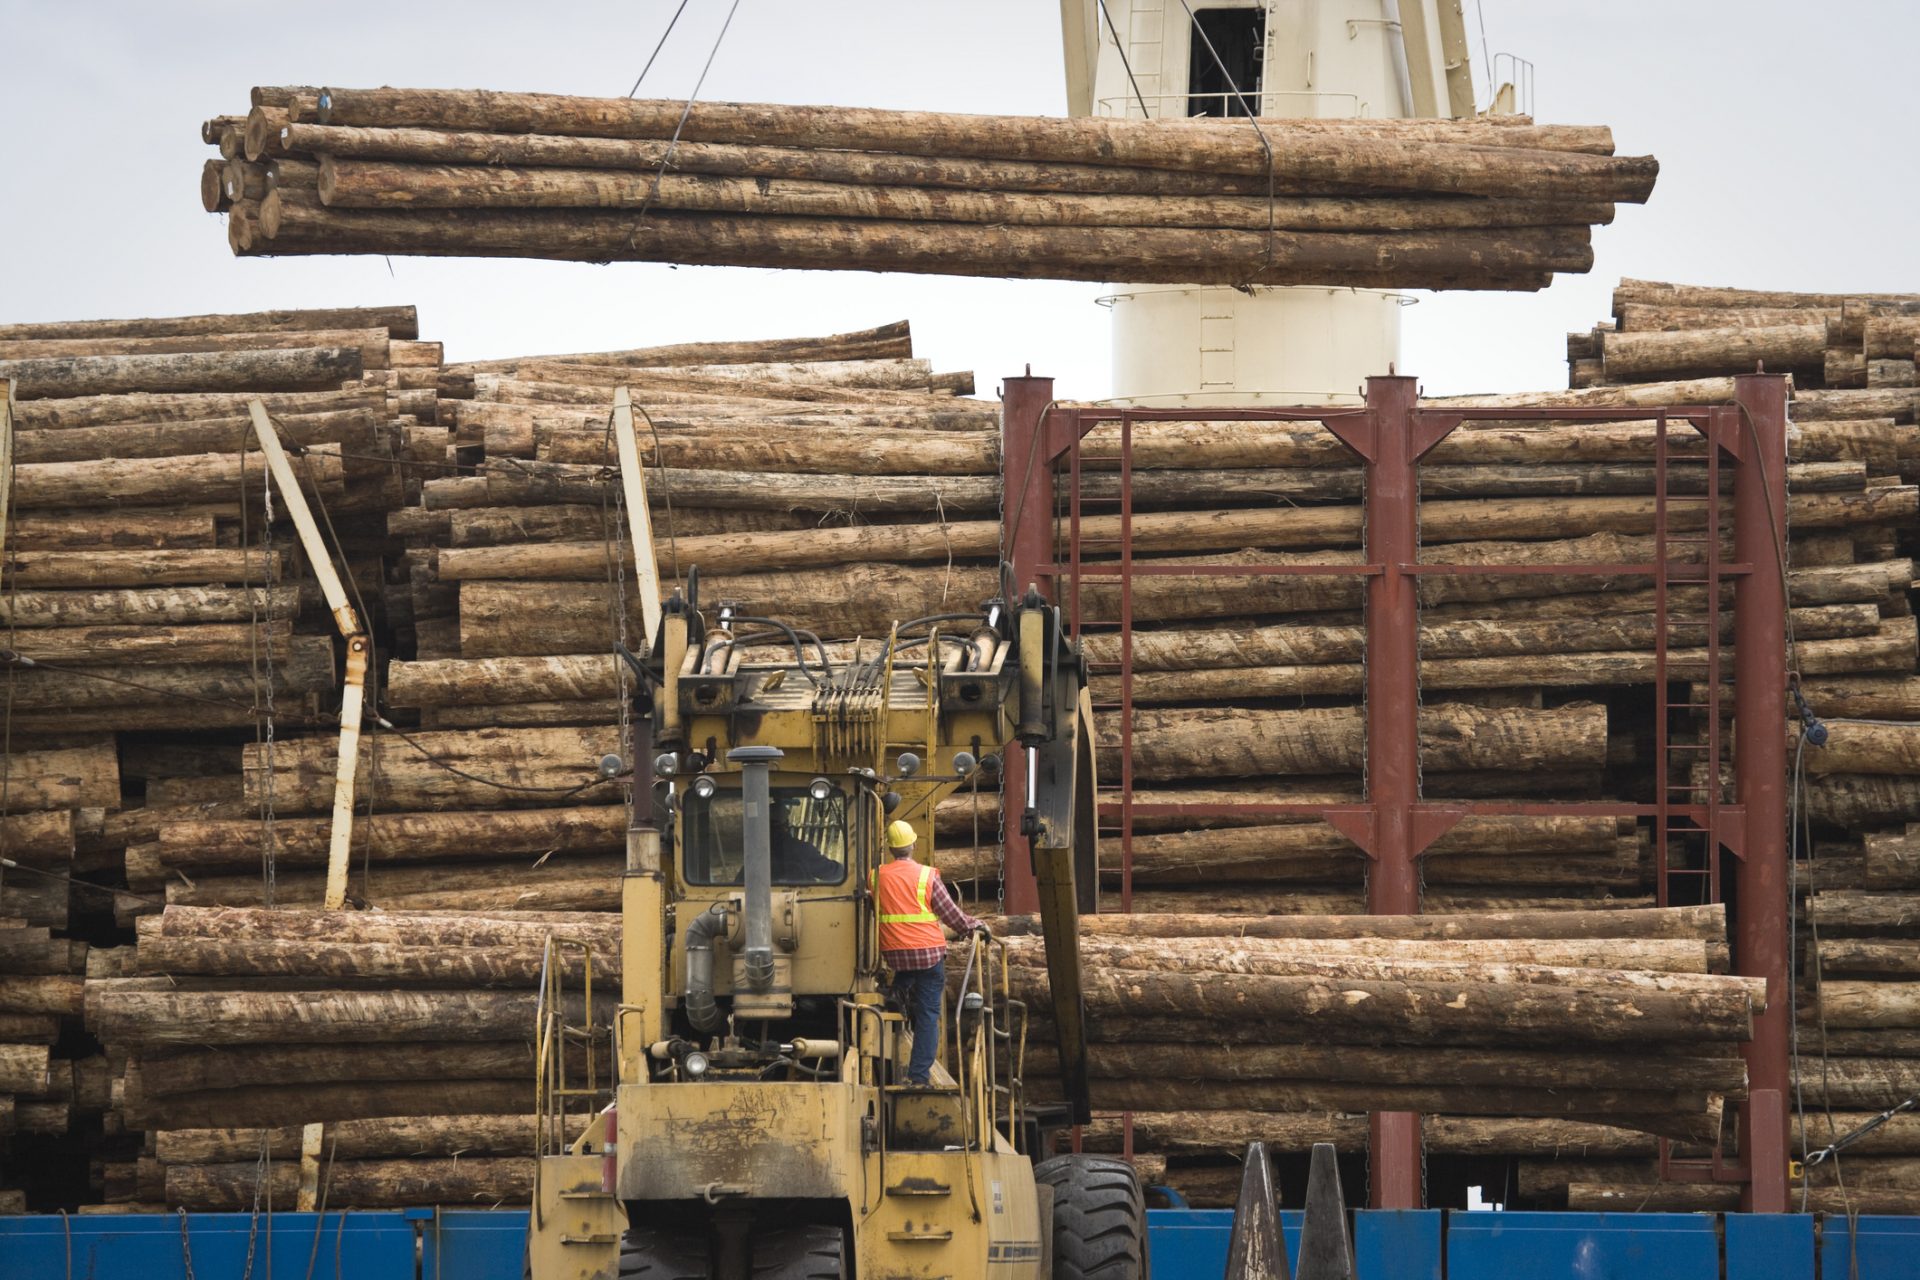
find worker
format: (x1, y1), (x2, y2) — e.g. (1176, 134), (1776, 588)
(873, 819), (990, 1086)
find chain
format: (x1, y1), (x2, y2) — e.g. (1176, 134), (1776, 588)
(242, 445), (279, 907)
(176, 1209), (198, 1280)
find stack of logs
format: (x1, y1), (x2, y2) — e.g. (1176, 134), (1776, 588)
(1537, 280), (1920, 1212)
(82, 907), (614, 1209)
(1570, 278), (1920, 395)
(202, 87), (1656, 289)
(0, 304), (434, 1210)
(982, 904), (1920, 1209)
(9, 295), (1918, 1215)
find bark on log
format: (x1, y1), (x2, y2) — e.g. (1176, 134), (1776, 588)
(1804, 720), (1920, 776)
(3, 549), (281, 588)
(0, 639), (332, 710)
(285, 92), (1655, 200)
(1002, 903), (1726, 941)
(1597, 323), (1827, 381)
(242, 725), (622, 812)
(156, 1112), (535, 1163)
(166, 1156), (531, 1208)
(12, 447), (344, 510)
(0, 346), (363, 400)
(8, 387), (378, 429)
(254, 194), (1576, 291)
(153, 805), (627, 871)
(317, 158), (1617, 234)
(83, 987), (578, 1046)
(0, 306), (417, 342)
(16, 406), (379, 463)
(125, 1042), (534, 1099)
(1096, 703), (1606, 780)
(132, 936), (594, 986)
(1020, 967), (1749, 1044)
(0, 327), (391, 370)
(5, 621), (296, 666)
(142, 905), (617, 949)
(161, 860), (621, 915)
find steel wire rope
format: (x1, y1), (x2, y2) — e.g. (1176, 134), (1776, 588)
(631, 0), (745, 235)
(627, 0), (695, 97)
(1094, 0), (1152, 119)
(1175, 0), (1279, 272)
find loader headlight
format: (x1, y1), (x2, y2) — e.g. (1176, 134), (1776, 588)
(896, 752), (921, 777)
(691, 776), (717, 800)
(808, 777), (835, 802)
(952, 751), (977, 777)
(654, 752), (679, 777)
(682, 1051), (710, 1078)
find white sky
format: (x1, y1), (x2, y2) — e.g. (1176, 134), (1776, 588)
(2, 1), (1916, 399)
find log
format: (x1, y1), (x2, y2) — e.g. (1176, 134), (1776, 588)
(167, 1156), (531, 1209)
(1007, 903), (1726, 941)
(317, 159), (1618, 234)
(1020, 967), (1749, 1045)
(153, 805), (627, 870)
(162, 859), (621, 914)
(3, 549), (281, 588)
(1423, 1115), (1655, 1157)
(4, 621), (297, 666)
(242, 725), (623, 812)
(0, 975), (85, 1017)
(12, 447), (344, 510)
(0, 327), (391, 370)
(1598, 323), (1826, 380)
(157, 1113), (536, 1163)
(144, 906), (619, 950)
(1096, 703), (1606, 780)
(8, 387), (378, 429)
(83, 987), (571, 1046)
(1035, 1078), (1720, 1140)
(0, 588), (303, 633)
(132, 936), (590, 985)
(0, 1045), (49, 1094)
(16, 406), (379, 463)
(1007, 940), (1758, 1004)
(1079, 1111), (1368, 1158)
(125, 1042), (534, 1099)
(8, 512), (217, 550)
(1036, 1041), (1746, 1094)
(0, 812), (76, 867)
(1816, 983), (1920, 1029)
(285, 92), (1656, 200)
(255, 194), (1578, 291)
(0, 742), (120, 809)
(1804, 720), (1920, 776)
(1819, 939), (1920, 975)
(0, 346), (363, 400)
(428, 488), (1915, 580)
(0, 639), (333, 710)
(0, 305), (417, 342)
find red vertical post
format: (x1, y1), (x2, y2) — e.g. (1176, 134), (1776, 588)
(1000, 373), (1055, 917)
(1364, 375), (1423, 1209)
(1732, 373), (1791, 1212)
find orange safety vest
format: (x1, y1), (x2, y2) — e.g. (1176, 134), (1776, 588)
(873, 858), (945, 953)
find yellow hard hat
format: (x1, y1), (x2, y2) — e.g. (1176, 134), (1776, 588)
(886, 820), (917, 850)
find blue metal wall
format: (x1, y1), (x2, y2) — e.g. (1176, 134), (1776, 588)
(2, 1208), (1917, 1278)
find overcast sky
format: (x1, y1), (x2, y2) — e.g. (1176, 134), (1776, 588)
(2, 1), (1916, 399)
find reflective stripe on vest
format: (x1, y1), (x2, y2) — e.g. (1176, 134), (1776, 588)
(874, 859), (944, 951)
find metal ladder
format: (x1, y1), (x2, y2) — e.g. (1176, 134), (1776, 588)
(1652, 410), (1725, 908)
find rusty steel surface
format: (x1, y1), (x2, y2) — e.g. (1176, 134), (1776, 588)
(999, 372), (1794, 1211)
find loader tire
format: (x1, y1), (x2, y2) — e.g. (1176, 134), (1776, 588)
(751, 1224), (847, 1280)
(618, 1225), (713, 1280)
(1035, 1154), (1148, 1280)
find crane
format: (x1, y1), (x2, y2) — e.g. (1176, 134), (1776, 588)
(526, 392), (1125, 1280)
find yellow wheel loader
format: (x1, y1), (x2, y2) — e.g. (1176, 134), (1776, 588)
(526, 575), (1137, 1280)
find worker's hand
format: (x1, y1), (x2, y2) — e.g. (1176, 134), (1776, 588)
(972, 923), (994, 942)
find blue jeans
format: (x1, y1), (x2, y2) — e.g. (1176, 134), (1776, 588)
(891, 962), (945, 1084)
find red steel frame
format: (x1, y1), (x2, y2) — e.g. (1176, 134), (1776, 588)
(1000, 372), (1792, 1212)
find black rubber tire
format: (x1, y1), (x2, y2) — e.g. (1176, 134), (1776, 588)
(1034, 1154), (1148, 1280)
(618, 1225), (714, 1280)
(750, 1224), (847, 1280)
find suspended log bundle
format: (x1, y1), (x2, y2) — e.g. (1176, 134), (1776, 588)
(200, 90), (1657, 289)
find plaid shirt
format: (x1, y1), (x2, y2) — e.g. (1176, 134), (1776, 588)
(880, 856), (982, 972)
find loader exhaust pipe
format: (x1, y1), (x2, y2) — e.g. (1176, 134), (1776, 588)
(682, 905), (728, 1032)
(728, 745), (782, 993)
